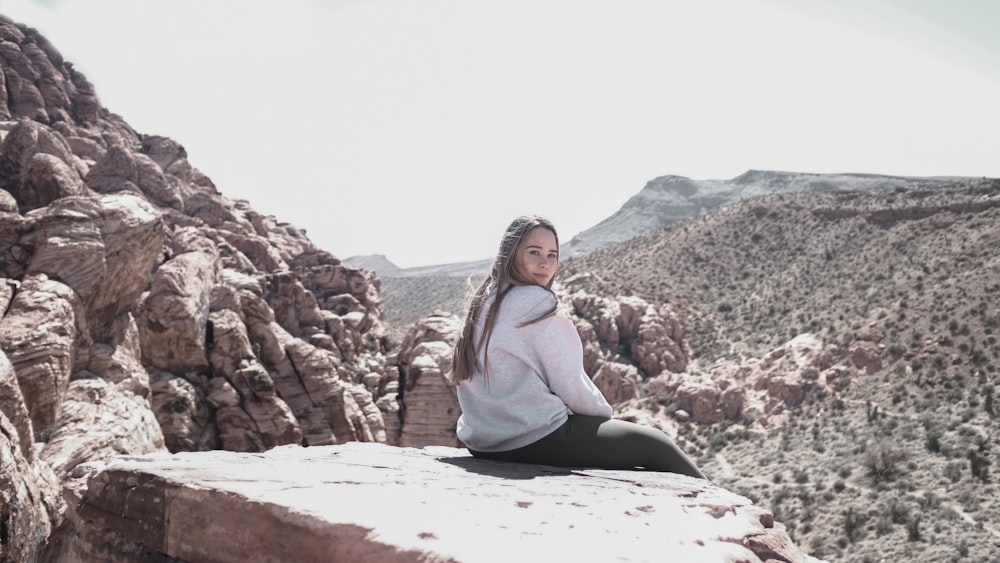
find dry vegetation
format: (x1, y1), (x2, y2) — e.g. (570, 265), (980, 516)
(559, 178), (1000, 562)
(380, 178), (999, 561)
(379, 276), (476, 340)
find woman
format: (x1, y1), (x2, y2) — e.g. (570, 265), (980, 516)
(448, 215), (706, 479)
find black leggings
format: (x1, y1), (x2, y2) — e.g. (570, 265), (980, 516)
(469, 415), (706, 479)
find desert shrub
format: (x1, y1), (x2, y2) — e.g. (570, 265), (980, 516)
(875, 515), (892, 536)
(969, 437), (991, 483)
(967, 393), (980, 408)
(887, 342), (905, 358)
(843, 507), (867, 543)
(944, 461), (963, 483)
(906, 515), (922, 542)
(971, 346), (988, 365)
(891, 387), (907, 405)
(957, 487), (981, 512)
(808, 534), (833, 560)
(917, 490), (940, 510)
(863, 440), (907, 483)
(888, 497), (910, 524)
(957, 424), (980, 438)
(707, 432), (730, 450)
(925, 425), (942, 453)
(931, 353), (948, 369)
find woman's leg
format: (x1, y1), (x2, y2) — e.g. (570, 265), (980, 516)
(471, 415), (706, 479)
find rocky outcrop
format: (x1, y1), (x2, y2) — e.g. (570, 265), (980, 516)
(376, 312), (463, 448)
(49, 442), (821, 563)
(1, 353), (64, 563)
(1, 15), (392, 562)
(639, 332), (872, 427)
(569, 290), (689, 404)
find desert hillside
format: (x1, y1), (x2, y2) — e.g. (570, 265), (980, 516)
(559, 170), (966, 259)
(562, 178), (1000, 359)
(559, 178), (1000, 562)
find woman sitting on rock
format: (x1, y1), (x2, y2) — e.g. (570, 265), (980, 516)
(447, 214), (706, 479)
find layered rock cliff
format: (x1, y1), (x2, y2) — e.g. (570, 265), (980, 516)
(0, 15), (392, 561)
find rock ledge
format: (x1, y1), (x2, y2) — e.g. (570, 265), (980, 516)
(51, 442), (820, 562)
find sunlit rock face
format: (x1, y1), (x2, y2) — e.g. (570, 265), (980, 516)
(51, 442), (822, 563)
(1, 15), (392, 562)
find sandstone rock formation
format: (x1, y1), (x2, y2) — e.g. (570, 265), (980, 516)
(377, 311), (463, 448)
(624, 332), (857, 428)
(49, 442), (821, 563)
(0, 16), (391, 561)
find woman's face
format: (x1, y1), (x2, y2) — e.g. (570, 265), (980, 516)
(515, 227), (559, 286)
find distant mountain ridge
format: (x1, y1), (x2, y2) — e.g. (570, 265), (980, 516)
(560, 169), (970, 258)
(343, 254), (490, 279)
(348, 170), (971, 277)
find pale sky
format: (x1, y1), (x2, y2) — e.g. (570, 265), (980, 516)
(2, 0), (999, 267)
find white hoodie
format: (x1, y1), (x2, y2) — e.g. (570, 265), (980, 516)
(455, 284), (613, 452)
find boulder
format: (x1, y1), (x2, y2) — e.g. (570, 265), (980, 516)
(49, 442), (822, 563)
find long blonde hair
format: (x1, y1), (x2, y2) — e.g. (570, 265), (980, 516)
(447, 215), (559, 385)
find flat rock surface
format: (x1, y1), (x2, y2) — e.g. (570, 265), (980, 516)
(65, 442), (816, 562)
